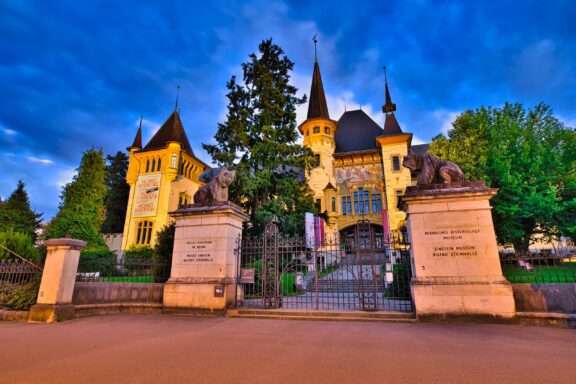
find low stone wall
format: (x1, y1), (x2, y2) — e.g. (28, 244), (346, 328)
(512, 284), (576, 313)
(72, 282), (164, 305)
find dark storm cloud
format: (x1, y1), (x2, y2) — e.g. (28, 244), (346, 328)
(0, 0), (574, 218)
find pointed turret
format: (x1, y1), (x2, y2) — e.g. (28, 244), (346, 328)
(127, 116), (143, 151)
(143, 110), (194, 154)
(382, 68), (403, 136)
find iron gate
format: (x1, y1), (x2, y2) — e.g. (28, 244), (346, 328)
(236, 219), (413, 312)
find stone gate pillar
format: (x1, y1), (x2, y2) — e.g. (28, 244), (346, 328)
(28, 238), (86, 323)
(163, 202), (248, 314)
(400, 182), (515, 320)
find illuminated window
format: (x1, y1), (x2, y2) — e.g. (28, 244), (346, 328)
(392, 156), (401, 171)
(353, 188), (370, 214)
(313, 126), (320, 134)
(136, 221), (153, 245)
(170, 153), (178, 168)
(341, 196), (352, 215)
(372, 194), (382, 213)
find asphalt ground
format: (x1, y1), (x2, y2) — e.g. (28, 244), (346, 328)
(1, 314), (575, 384)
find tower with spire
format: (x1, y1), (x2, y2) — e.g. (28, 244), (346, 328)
(375, 67), (413, 233)
(298, 36), (340, 237)
(121, 106), (209, 251)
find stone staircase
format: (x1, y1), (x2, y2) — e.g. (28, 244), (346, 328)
(226, 308), (415, 323)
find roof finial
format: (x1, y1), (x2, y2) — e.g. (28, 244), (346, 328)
(174, 85), (180, 112)
(312, 34), (318, 63)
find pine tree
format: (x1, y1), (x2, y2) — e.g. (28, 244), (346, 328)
(203, 39), (316, 235)
(101, 151), (130, 234)
(45, 148), (107, 246)
(0, 180), (42, 242)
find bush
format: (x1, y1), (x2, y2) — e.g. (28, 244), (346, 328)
(6, 278), (40, 310)
(78, 246), (117, 277)
(0, 229), (39, 263)
(385, 256), (412, 299)
(153, 223), (175, 283)
(124, 245), (153, 276)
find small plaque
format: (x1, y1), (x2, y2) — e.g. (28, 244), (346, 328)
(240, 268), (255, 284)
(214, 285), (224, 297)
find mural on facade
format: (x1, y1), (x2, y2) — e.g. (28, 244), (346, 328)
(335, 164), (384, 193)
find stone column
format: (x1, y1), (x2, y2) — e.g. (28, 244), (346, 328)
(163, 202), (248, 314)
(28, 238), (86, 323)
(400, 181), (515, 320)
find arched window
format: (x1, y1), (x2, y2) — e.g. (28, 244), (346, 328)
(145, 159), (150, 173)
(136, 221), (153, 245)
(151, 159), (156, 172)
(157, 158), (162, 171)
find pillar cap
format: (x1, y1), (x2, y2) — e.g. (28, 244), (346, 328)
(45, 238), (87, 248)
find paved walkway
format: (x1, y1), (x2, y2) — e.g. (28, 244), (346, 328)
(1, 314), (575, 384)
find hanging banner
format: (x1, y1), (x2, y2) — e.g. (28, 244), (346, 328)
(314, 216), (325, 248)
(305, 212), (315, 248)
(132, 174), (162, 218)
(381, 209), (390, 244)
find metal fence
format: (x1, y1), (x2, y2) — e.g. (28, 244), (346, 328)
(500, 251), (576, 284)
(76, 256), (172, 284)
(0, 259), (43, 306)
(237, 220), (413, 312)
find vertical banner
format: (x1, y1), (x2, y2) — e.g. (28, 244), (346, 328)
(314, 216), (325, 248)
(381, 209), (390, 244)
(133, 174), (162, 218)
(305, 212), (315, 248)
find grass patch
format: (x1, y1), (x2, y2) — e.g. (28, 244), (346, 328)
(502, 263), (576, 283)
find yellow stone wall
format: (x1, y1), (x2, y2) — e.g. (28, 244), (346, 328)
(122, 142), (206, 250)
(376, 133), (412, 232)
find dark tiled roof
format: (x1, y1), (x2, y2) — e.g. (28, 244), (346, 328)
(129, 126), (142, 149)
(323, 182), (336, 190)
(142, 111), (194, 154)
(307, 62), (329, 119)
(382, 112), (403, 135)
(335, 110), (382, 153)
(410, 143), (430, 154)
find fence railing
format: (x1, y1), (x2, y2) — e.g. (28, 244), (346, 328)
(0, 259), (43, 306)
(76, 257), (172, 284)
(500, 252), (576, 284)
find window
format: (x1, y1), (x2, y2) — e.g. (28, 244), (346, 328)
(331, 197), (336, 212)
(170, 153), (178, 168)
(324, 126), (330, 134)
(313, 126), (320, 134)
(306, 129), (309, 136)
(157, 158), (162, 171)
(151, 158), (156, 172)
(315, 199), (321, 212)
(341, 196), (352, 215)
(136, 221), (153, 245)
(353, 188), (370, 214)
(314, 154), (320, 167)
(145, 159), (150, 173)
(372, 194), (382, 213)
(392, 156), (401, 171)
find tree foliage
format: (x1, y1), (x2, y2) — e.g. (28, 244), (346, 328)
(430, 103), (576, 252)
(101, 151), (130, 234)
(45, 148), (107, 246)
(0, 180), (42, 242)
(203, 39), (317, 235)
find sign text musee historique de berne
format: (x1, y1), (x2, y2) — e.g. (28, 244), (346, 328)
(183, 240), (215, 263)
(424, 228), (481, 257)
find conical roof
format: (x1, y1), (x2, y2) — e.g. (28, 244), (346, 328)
(129, 125), (142, 149)
(381, 77), (403, 136)
(142, 110), (194, 154)
(307, 61), (329, 119)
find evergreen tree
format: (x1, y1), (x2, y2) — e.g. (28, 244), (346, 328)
(45, 148), (107, 246)
(203, 39), (317, 235)
(0, 180), (42, 242)
(101, 151), (130, 233)
(430, 103), (576, 252)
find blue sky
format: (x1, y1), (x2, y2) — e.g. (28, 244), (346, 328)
(1, 0), (575, 220)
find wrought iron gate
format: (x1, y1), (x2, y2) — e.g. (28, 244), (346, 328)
(236, 220), (413, 312)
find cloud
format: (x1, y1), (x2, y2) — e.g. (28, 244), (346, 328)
(2, 128), (16, 136)
(432, 110), (460, 135)
(27, 156), (54, 165)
